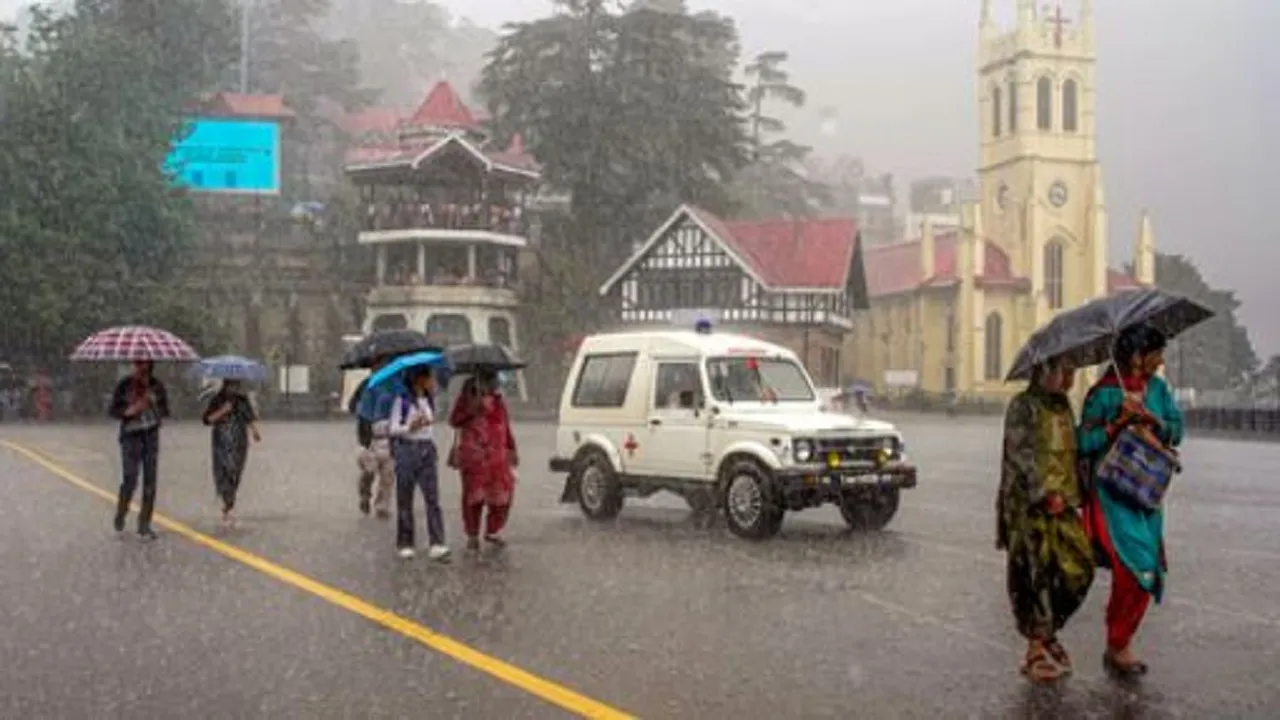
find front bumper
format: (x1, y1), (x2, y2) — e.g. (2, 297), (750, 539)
(549, 456), (574, 473)
(774, 460), (918, 495)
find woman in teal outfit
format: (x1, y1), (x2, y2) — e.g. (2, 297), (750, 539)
(1077, 323), (1184, 678)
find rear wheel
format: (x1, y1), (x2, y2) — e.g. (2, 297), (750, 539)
(839, 487), (901, 531)
(576, 449), (623, 521)
(721, 460), (784, 540)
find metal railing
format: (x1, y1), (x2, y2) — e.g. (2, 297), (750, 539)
(1183, 407), (1280, 439)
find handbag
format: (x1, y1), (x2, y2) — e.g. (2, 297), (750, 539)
(446, 431), (461, 469)
(1095, 424), (1180, 511)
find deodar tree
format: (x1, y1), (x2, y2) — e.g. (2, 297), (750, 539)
(479, 0), (749, 276)
(478, 0), (749, 375)
(731, 50), (831, 219)
(1152, 252), (1258, 391)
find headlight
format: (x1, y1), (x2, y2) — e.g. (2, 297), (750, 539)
(792, 439), (814, 463)
(875, 437), (901, 465)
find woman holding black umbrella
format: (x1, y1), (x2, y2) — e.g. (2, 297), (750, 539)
(449, 368), (519, 551)
(1078, 323), (1184, 678)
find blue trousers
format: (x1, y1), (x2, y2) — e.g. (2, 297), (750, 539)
(392, 439), (445, 548)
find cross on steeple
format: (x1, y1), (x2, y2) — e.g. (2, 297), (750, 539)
(1048, 3), (1071, 48)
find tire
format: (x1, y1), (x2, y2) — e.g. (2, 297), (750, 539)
(721, 459), (784, 540)
(839, 487), (901, 531)
(575, 449), (623, 521)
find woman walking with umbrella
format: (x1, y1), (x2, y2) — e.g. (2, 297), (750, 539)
(1078, 323), (1184, 678)
(996, 357), (1093, 682)
(74, 326), (200, 541)
(450, 368), (519, 551)
(364, 350), (454, 561)
(197, 357), (266, 529)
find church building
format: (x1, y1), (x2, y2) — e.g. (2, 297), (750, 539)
(847, 0), (1156, 399)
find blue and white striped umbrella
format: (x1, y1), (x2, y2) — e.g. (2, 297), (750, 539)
(190, 355), (268, 383)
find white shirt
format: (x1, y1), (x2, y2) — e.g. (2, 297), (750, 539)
(388, 395), (435, 442)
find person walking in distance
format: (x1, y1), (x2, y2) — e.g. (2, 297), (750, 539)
(450, 369), (518, 551)
(202, 379), (262, 529)
(388, 367), (450, 561)
(108, 360), (170, 540)
(351, 356), (395, 518)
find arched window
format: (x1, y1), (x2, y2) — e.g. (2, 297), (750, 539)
(1062, 79), (1079, 132)
(1044, 241), (1065, 310)
(1036, 76), (1053, 130)
(984, 312), (1004, 381)
(991, 85), (1003, 137)
(1007, 78), (1019, 133)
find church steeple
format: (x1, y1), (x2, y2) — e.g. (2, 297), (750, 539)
(1016, 0), (1035, 28)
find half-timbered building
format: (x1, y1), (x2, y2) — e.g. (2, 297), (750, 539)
(598, 205), (869, 386)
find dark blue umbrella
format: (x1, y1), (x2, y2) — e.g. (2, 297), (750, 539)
(189, 355), (268, 383)
(1005, 288), (1215, 382)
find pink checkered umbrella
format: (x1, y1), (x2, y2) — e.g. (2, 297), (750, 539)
(69, 325), (201, 363)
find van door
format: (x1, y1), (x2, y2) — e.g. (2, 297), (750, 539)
(642, 359), (710, 480)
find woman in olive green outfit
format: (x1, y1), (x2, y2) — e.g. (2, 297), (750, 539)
(997, 358), (1095, 682)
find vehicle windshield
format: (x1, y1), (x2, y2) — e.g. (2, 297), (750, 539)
(705, 356), (815, 403)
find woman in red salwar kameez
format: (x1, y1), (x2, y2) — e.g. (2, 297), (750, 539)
(449, 369), (518, 551)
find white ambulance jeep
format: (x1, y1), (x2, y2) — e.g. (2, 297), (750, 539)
(549, 326), (917, 540)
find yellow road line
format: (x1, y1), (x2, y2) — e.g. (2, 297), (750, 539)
(1, 440), (634, 720)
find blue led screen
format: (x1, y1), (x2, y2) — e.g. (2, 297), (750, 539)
(164, 118), (281, 194)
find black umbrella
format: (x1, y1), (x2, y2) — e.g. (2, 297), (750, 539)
(1005, 288), (1214, 382)
(447, 344), (526, 374)
(339, 330), (441, 370)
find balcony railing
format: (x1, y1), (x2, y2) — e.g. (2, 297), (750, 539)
(378, 270), (517, 291)
(362, 202), (526, 236)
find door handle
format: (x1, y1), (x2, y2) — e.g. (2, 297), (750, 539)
(649, 418), (662, 426)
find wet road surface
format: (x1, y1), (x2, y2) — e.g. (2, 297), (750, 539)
(3, 415), (1280, 718)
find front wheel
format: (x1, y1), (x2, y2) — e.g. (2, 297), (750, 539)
(721, 460), (784, 540)
(576, 450), (623, 521)
(839, 487), (901, 531)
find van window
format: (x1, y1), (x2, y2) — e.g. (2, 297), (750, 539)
(653, 362), (703, 409)
(706, 356), (814, 402)
(571, 352), (638, 408)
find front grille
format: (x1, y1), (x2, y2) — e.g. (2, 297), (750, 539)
(815, 437), (896, 464)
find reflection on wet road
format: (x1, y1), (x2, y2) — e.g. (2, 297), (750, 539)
(3, 415), (1280, 717)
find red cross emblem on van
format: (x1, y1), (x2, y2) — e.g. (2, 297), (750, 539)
(623, 434), (639, 457)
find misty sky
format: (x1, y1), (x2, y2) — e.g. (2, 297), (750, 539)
(5, 0), (1277, 354)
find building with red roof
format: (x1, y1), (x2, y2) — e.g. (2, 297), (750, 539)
(599, 205), (869, 385)
(341, 80), (542, 401)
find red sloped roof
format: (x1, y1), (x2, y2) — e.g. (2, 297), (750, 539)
(1107, 269), (1144, 293)
(405, 81), (477, 130)
(202, 92), (295, 120)
(862, 235), (1026, 297)
(601, 205), (860, 294)
(485, 133), (541, 172)
(722, 217), (859, 289)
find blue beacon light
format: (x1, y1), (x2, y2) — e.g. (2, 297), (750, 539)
(694, 318), (713, 334)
